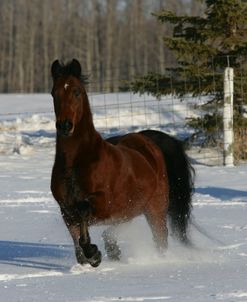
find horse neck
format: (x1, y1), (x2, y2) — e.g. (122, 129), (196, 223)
(55, 94), (102, 167)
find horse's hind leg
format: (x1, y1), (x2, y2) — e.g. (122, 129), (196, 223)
(144, 201), (168, 254)
(102, 227), (121, 261)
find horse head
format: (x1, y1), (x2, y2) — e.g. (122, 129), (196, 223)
(51, 59), (88, 137)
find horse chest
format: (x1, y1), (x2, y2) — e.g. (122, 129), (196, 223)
(64, 169), (82, 203)
(52, 164), (86, 206)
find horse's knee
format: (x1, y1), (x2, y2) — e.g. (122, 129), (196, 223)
(76, 199), (93, 219)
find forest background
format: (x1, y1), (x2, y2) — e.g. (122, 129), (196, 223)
(0, 0), (204, 93)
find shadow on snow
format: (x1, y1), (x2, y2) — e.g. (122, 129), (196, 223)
(196, 187), (247, 201)
(0, 240), (73, 271)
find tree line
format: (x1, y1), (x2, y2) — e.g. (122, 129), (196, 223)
(0, 0), (203, 93)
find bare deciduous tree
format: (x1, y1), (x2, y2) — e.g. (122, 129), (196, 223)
(0, 0), (204, 93)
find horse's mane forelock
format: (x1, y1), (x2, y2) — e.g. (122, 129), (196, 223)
(60, 60), (89, 84)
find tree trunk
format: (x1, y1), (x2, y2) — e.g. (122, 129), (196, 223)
(105, 0), (116, 92)
(42, 0), (49, 92)
(7, 1), (14, 92)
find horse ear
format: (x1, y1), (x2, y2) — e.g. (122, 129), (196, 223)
(70, 59), (82, 78)
(51, 60), (62, 80)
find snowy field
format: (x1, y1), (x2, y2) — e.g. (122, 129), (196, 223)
(0, 93), (247, 302)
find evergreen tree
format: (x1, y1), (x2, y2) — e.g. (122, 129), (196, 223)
(130, 0), (247, 155)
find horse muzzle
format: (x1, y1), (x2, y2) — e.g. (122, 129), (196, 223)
(56, 119), (74, 136)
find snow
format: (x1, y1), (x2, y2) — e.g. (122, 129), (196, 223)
(0, 93), (247, 302)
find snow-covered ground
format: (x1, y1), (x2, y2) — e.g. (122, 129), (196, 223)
(0, 93), (246, 302)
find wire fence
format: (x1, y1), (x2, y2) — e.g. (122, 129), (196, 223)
(86, 58), (247, 166)
(0, 58), (246, 165)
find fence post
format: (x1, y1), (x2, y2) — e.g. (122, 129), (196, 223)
(223, 67), (234, 166)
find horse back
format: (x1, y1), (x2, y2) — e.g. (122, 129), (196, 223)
(117, 133), (166, 176)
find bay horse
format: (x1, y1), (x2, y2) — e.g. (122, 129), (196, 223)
(107, 129), (195, 243)
(50, 59), (194, 267)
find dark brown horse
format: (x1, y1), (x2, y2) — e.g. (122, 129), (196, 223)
(50, 59), (194, 267)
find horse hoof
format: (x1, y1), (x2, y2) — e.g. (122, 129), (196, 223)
(75, 247), (88, 265)
(87, 250), (102, 267)
(105, 245), (121, 261)
(80, 243), (102, 267)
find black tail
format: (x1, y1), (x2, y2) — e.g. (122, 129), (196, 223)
(140, 130), (195, 244)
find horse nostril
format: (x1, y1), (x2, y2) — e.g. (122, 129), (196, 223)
(56, 120), (73, 134)
(64, 120), (73, 131)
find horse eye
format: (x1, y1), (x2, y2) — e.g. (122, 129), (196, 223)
(74, 89), (81, 97)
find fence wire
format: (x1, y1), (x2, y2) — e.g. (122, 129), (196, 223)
(0, 58), (246, 165)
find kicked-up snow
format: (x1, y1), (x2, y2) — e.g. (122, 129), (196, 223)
(0, 93), (246, 302)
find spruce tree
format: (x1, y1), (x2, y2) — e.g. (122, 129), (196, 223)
(130, 0), (247, 157)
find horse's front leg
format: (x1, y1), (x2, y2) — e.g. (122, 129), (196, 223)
(78, 220), (102, 267)
(61, 208), (88, 265)
(61, 205), (102, 267)
(76, 200), (102, 267)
